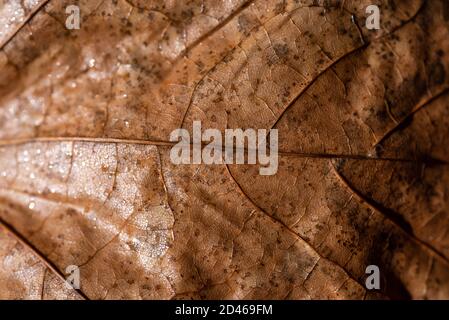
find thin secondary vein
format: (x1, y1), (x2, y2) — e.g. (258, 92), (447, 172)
(224, 163), (366, 291)
(0, 217), (89, 300)
(330, 162), (449, 266)
(0, 0), (51, 50)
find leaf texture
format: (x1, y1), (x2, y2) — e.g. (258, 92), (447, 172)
(0, 0), (449, 300)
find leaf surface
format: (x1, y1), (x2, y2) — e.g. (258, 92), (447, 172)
(0, 0), (449, 299)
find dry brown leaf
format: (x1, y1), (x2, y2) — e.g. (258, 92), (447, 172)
(0, 0), (449, 300)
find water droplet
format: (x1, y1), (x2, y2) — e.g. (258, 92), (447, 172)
(20, 150), (30, 162)
(87, 212), (97, 221)
(28, 201), (35, 210)
(88, 58), (96, 68)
